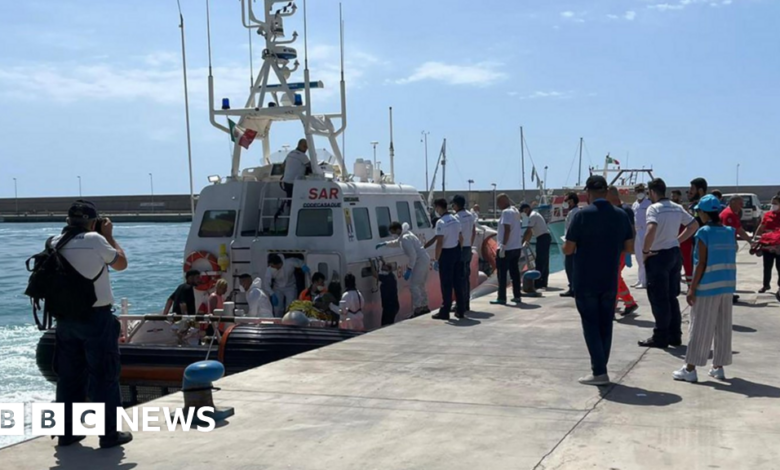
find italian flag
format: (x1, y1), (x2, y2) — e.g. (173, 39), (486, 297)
(228, 119), (258, 150)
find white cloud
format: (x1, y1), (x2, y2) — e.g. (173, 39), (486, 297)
(517, 90), (574, 100)
(0, 46), (380, 106)
(625, 11), (637, 21)
(560, 10), (586, 23)
(648, 0), (735, 11)
(396, 61), (507, 86)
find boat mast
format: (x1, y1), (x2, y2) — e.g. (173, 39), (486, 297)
(577, 137), (583, 187)
(389, 106), (395, 183)
(177, 0), (195, 217)
(441, 138), (446, 193)
(520, 126), (526, 203)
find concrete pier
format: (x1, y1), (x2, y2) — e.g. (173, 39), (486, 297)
(3, 243), (779, 469)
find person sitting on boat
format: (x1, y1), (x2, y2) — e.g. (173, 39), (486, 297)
(339, 273), (364, 330)
(372, 261), (400, 326)
(239, 274), (273, 318)
(376, 221), (431, 316)
(472, 203), (481, 220)
(276, 138), (311, 218)
(520, 203), (552, 290)
(263, 254), (309, 316)
(299, 272), (327, 302)
(208, 279), (228, 314)
(164, 269), (200, 315)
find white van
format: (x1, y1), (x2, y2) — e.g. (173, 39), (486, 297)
(722, 193), (763, 231)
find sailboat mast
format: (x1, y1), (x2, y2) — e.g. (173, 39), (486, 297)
(577, 137), (583, 187)
(441, 138), (447, 193)
(521, 126), (526, 202)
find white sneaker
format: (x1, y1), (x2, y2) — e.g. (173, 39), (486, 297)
(672, 366), (698, 383)
(578, 373), (610, 386)
(708, 368), (726, 380)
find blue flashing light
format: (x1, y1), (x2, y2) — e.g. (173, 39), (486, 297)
(294, 93), (303, 106)
(221, 98), (230, 110)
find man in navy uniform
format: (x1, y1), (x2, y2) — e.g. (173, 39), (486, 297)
(430, 198), (466, 320)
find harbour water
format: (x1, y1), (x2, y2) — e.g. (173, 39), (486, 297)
(0, 221), (562, 448)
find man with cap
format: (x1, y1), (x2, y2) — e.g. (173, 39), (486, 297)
(452, 194), (476, 312)
(563, 176), (633, 386)
(51, 200), (131, 448)
(640, 178), (699, 349)
(632, 184), (652, 288)
(520, 202), (552, 290)
(164, 269), (202, 315)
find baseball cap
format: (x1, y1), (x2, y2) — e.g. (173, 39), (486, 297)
(585, 175), (608, 191)
(519, 203), (531, 211)
(68, 200), (99, 220)
(695, 194), (722, 213)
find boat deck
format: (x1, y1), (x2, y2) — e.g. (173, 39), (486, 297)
(3, 243), (780, 469)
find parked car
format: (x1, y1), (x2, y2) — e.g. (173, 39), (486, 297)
(723, 193), (763, 231)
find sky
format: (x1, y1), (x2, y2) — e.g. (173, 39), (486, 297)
(1, 0), (779, 198)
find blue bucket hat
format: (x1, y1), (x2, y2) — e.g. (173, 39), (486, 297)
(695, 194), (721, 213)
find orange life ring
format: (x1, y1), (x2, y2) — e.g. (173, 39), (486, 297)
(184, 251), (221, 291)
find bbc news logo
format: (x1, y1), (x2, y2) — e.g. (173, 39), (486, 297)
(0, 403), (216, 436)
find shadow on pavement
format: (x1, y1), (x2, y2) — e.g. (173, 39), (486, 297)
(699, 377), (780, 398)
(616, 316), (655, 328)
(466, 311), (495, 319)
(52, 445), (136, 470)
(447, 318), (481, 327)
(732, 324), (757, 333)
(600, 384), (683, 407)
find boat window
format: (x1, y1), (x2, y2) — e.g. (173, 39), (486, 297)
(376, 207), (392, 238)
(353, 208), (372, 240)
(414, 201), (431, 229)
(296, 209), (334, 237)
(198, 210), (237, 238)
(396, 201), (412, 227)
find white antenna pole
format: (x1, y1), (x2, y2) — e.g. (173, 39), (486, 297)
(302, 0), (317, 167)
(389, 106), (395, 183)
(178, 0), (195, 218)
(339, 3), (346, 167)
(248, 27), (254, 105)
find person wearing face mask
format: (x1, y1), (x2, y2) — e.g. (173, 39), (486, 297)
(299, 272), (327, 301)
(560, 192), (581, 298)
(681, 177), (709, 289)
(521, 203), (552, 290)
(262, 254), (309, 316)
(753, 196), (780, 296)
(491, 194), (523, 305)
(237, 274), (273, 317)
(377, 221), (431, 316)
(640, 178), (699, 349)
(430, 198), (466, 320)
(632, 184), (652, 289)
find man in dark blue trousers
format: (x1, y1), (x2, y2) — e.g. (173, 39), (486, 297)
(564, 176), (634, 386)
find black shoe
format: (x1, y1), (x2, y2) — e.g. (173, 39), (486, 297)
(419, 307), (431, 314)
(776, 290), (780, 302)
(620, 304), (639, 317)
(455, 312), (465, 319)
(99, 431), (133, 449)
(732, 295), (740, 304)
(670, 339), (683, 347)
(559, 290), (574, 298)
(638, 338), (669, 348)
(759, 286), (771, 294)
(431, 312), (450, 320)
(57, 435), (86, 447)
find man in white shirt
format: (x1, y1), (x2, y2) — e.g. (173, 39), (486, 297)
(51, 200), (131, 449)
(276, 138), (311, 217)
(521, 203), (552, 289)
(632, 183), (652, 288)
(430, 198), (466, 320)
(491, 194), (524, 305)
(639, 178), (698, 349)
(453, 195), (477, 312)
(238, 274), (273, 317)
(262, 254), (309, 316)
(560, 192), (581, 297)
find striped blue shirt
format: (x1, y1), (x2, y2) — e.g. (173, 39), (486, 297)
(693, 225), (737, 297)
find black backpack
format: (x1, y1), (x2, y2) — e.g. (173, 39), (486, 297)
(25, 229), (104, 330)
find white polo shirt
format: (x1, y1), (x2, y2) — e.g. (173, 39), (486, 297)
(282, 149), (309, 184)
(498, 206), (523, 251)
(456, 209), (476, 247)
(526, 210), (550, 237)
(52, 231), (118, 307)
(435, 213), (462, 249)
(646, 200), (696, 251)
(564, 206), (581, 234)
(632, 198), (652, 232)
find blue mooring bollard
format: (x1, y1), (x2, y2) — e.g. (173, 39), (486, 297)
(522, 270), (542, 296)
(181, 360), (234, 425)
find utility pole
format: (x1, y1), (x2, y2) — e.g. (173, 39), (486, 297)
(149, 173), (155, 213)
(468, 179), (474, 203)
(13, 178), (18, 214)
(77, 176), (82, 197)
(421, 131), (430, 192)
(577, 137), (583, 187)
(520, 126), (526, 203)
(491, 183), (497, 218)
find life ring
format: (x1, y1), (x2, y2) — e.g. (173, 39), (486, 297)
(184, 251), (221, 291)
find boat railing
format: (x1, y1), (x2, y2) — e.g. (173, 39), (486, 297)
(256, 182), (292, 235)
(118, 314), (281, 344)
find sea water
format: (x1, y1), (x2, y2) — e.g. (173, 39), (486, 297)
(0, 221), (563, 447)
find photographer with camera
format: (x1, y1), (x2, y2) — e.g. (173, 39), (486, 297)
(51, 200), (131, 448)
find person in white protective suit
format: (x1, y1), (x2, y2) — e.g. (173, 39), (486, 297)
(376, 221), (431, 316)
(243, 276), (274, 318)
(262, 254), (309, 317)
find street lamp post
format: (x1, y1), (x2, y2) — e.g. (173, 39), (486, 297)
(149, 173), (155, 213)
(421, 131), (430, 191)
(468, 179), (474, 205)
(13, 178), (18, 214)
(491, 183), (497, 218)
(736, 164), (740, 192)
(77, 176), (82, 197)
